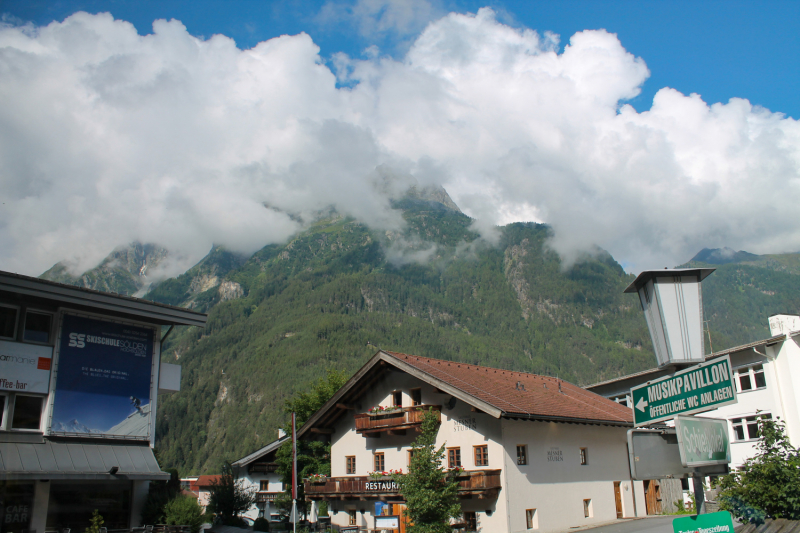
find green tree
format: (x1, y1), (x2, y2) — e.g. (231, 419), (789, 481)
(392, 408), (462, 533)
(208, 461), (256, 525)
(164, 495), (205, 533)
(275, 369), (348, 517)
(140, 468), (182, 523)
(718, 415), (800, 524)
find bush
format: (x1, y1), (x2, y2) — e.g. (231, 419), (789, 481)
(718, 416), (800, 524)
(164, 495), (205, 533)
(253, 517), (270, 531)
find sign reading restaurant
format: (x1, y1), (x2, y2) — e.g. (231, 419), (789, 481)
(365, 480), (399, 492)
(631, 355), (736, 426)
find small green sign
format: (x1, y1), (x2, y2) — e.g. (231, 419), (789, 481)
(673, 511), (735, 533)
(631, 355), (737, 426)
(675, 415), (731, 467)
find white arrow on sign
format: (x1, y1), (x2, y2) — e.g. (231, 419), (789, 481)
(636, 397), (648, 412)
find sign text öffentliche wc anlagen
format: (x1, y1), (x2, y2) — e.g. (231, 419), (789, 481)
(631, 356), (736, 426)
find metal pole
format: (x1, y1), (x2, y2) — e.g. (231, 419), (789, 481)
(692, 473), (706, 515)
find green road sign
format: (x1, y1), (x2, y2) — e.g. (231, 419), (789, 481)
(675, 415), (731, 467)
(673, 511), (735, 533)
(631, 355), (737, 426)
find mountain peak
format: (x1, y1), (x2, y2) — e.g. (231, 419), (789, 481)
(689, 247), (760, 265)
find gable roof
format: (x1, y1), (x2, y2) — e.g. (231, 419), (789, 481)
(298, 350), (632, 438)
(232, 436), (288, 468)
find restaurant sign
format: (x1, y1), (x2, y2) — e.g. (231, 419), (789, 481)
(365, 480), (400, 492)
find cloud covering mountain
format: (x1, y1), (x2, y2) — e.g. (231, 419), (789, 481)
(1, 8), (798, 277)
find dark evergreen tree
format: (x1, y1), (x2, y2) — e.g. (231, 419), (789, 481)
(392, 408), (461, 533)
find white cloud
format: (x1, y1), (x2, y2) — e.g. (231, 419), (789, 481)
(0, 8), (798, 277)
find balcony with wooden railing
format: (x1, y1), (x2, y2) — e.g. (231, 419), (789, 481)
(304, 469), (501, 500)
(354, 405), (441, 436)
(255, 491), (281, 503)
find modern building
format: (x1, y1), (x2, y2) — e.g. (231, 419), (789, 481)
(232, 435), (288, 521)
(587, 314), (800, 472)
(0, 270), (206, 531)
(298, 350), (648, 533)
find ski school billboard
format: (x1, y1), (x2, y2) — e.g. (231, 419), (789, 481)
(50, 314), (156, 439)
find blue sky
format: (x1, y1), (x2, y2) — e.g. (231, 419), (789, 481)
(4, 0), (798, 119)
(0, 0), (798, 275)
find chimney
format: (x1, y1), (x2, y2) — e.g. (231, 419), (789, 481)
(768, 314), (800, 336)
(624, 268), (715, 368)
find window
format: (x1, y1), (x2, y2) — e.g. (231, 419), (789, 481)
(732, 413), (771, 441)
(448, 447), (461, 468)
(23, 311), (52, 344)
(392, 391), (402, 407)
(583, 499), (593, 518)
(526, 509), (538, 529)
(736, 364), (767, 392)
(259, 480), (269, 491)
(0, 394), (6, 428)
(374, 452), (385, 472)
(474, 445), (488, 467)
(348, 510), (357, 526)
(0, 305), (18, 339)
(411, 388), (422, 406)
(517, 445), (527, 465)
(580, 448), (587, 465)
(463, 512), (477, 531)
(408, 449), (415, 465)
(346, 456), (356, 474)
(10, 394), (44, 430)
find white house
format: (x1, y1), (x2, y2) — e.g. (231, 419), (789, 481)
(587, 314), (800, 471)
(298, 350), (648, 533)
(232, 435), (288, 521)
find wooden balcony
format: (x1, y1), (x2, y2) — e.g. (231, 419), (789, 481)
(248, 461), (278, 474)
(354, 405), (441, 436)
(304, 469), (501, 501)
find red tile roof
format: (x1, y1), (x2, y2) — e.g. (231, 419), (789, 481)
(384, 351), (633, 425)
(194, 475), (223, 489)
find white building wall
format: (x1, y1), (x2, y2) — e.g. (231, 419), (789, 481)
(501, 420), (637, 533)
(240, 470), (283, 520)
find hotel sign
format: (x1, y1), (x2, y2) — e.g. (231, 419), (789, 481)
(631, 356), (737, 426)
(674, 415), (731, 467)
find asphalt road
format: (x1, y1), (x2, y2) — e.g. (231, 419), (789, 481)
(576, 516), (676, 533)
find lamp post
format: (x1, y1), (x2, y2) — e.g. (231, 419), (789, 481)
(624, 268), (715, 368)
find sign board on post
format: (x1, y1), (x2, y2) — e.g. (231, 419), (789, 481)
(631, 355), (737, 426)
(675, 416), (731, 467)
(672, 511), (734, 533)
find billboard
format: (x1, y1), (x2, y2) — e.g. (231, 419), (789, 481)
(50, 314), (155, 438)
(0, 340), (52, 394)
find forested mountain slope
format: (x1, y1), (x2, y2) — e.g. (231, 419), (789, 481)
(680, 248), (800, 349)
(152, 201), (656, 474)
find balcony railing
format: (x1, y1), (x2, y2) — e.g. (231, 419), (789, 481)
(255, 491), (281, 503)
(354, 405), (441, 435)
(304, 469), (501, 500)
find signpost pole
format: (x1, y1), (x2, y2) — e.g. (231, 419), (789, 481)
(692, 474), (706, 515)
